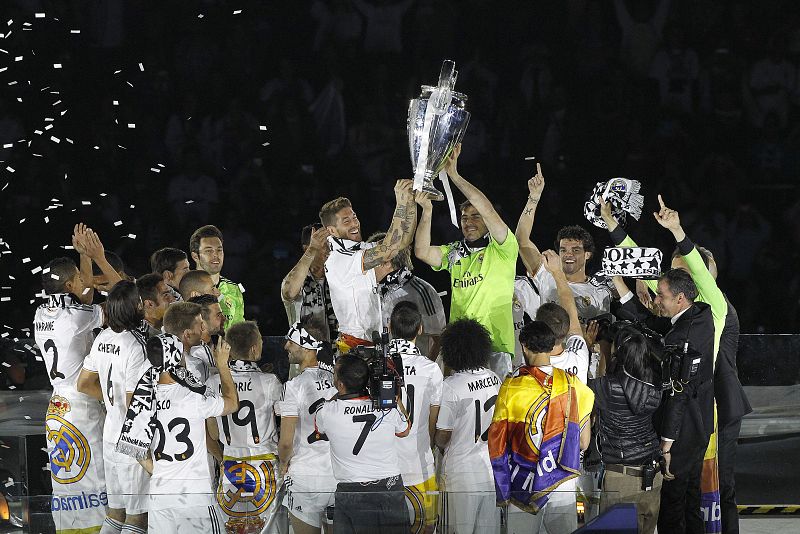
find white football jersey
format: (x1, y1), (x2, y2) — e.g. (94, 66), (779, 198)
(149, 384), (225, 510)
(276, 365), (337, 477)
(512, 276), (541, 368)
(33, 294), (104, 394)
(186, 342), (217, 383)
(550, 334), (590, 384)
(324, 236), (380, 340)
(436, 368), (501, 490)
(315, 397), (409, 483)
(532, 265), (612, 324)
(207, 362), (282, 457)
(381, 276), (447, 357)
(395, 346), (443, 486)
(82, 327), (150, 449)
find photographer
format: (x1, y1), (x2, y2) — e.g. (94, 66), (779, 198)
(590, 325), (663, 534)
(315, 354), (411, 533)
(611, 269), (714, 534)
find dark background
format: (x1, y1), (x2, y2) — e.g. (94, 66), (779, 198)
(1, 0), (799, 342)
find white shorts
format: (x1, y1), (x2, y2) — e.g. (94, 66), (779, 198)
(103, 446), (150, 514)
(148, 504), (225, 534)
(283, 472), (336, 528)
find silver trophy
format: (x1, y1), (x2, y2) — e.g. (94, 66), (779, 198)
(408, 60), (470, 200)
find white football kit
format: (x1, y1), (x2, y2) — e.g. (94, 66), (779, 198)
(207, 361), (283, 534)
(277, 365), (338, 528)
(437, 368), (502, 534)
(82, 327), (151, 513)
(147, 383), (226, 533)
(186, 341), (217, 383)
(315, 397), (409, 483)
(550, 334), (590, 384)
(324, 236), (380, 341)
(34, 293), (106, 532)
(512, 276), (541, 369)
(381, 273), (447, 357)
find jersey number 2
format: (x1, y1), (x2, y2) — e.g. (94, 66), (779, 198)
(43, 339), (65, 380)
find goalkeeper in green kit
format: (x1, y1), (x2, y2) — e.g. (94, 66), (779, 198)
(189, 224), (245, 326)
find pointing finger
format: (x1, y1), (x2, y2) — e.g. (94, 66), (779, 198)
(658, 194), (666, 210)
(536, 162), (542, 177)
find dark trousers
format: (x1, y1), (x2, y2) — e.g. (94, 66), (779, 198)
(718, 419), (742, 534)
(334, 476), (409, 534)
(658, 447), (706, 534)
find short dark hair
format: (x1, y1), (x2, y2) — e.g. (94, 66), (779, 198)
(459, 200), (473, 213)
(319, 197), (352, 227)
(519, 321), (557, 354)
(335, 354), (369, 394)
(150, 247), (188, 275)
(555, 225), (595, 255)
(42, 257), (77, 294)
(92, 251), (125, 276)
(136, 273), (164, 304)
(106, 280), (144, 333)
(189, 225), (224, 255)
(660, 268), (698, 301)
(178, 270), (213, 299)
(440, 319), (491, 372)
(389, 301), (422, 341)
(188, 294), (219, 321)
(163, 302), (202, 337)
(613, 326), (658, 384)
(671, 246), (712, 269)
(301, 223), (322, 247)
(226, 321), (261, 359)
(535, 303), (569, 342)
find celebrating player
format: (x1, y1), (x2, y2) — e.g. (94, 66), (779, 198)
(190, 224), (245, 326)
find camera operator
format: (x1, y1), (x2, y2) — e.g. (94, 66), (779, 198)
(314, 354), (411, 533)
(611, 269), (714, 534)
(590, 325), (663, 534)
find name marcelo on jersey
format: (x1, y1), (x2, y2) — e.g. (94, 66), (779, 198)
(467, 375), (500, 392)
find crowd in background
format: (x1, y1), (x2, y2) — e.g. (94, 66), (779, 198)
(2, 0), (800, 337)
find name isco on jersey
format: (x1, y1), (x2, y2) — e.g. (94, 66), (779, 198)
(453, 271), (484, 288)
(468, 375), (500, 392)
(343, 404), (374, 415)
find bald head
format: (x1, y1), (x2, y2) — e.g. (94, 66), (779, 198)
(178, 270), (220, 300)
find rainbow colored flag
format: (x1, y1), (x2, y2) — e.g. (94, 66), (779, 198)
(701, 408), (721, 533)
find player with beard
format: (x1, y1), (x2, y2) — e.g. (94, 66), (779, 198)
(150, 247), (191, 302)
(186, 294), (225, 382)
(415, 144), (518, 378)
(34, 226), (121, 533)
(319, 179), (417, 351)
(77, 281), (151, 534)
(136, 273), (176, 332)
(190, 224), (245, 326)
(207, 321), (284, 533)
(515, 165), (612, 326)
(278, 320), (338, 534)
(281, 223), (339, 343)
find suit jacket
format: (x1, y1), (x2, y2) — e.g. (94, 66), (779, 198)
(715, 297), (752, 425)
(619, 297), (715, 476)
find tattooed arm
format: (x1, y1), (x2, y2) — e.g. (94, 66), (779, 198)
(445, 143), (510, 244)
(515, 163), (545, 275)
(280, 226), (330, 302)
(362, 179), (418, 271)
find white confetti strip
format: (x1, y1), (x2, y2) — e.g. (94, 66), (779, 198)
(127, 123), (135, 128)
(44, 216), (49, 223)
(150, 167), (160, 173)
(113, 220), (122, 226)
(127, 234), (136, 239)
(53, 63), (61, 69)
(34, 13), (45, 18)
(22, 257), (30, 263)
(0, 297), (9, 302)
(185, 200), (194, 204)
(259, 125), (267, 131)
(5, 166), (14, 172)
(70, 29), (80, 34)
(138, 62), (144, 71)
(50, 136), (60, 143)
(238, 283), (246, 294)
(31, 266), (42, 274)
(233, 9), (242, 14)
(51, 274), (60, 280)
(112, 100), (119, 105)
(82, 200), (91, 205)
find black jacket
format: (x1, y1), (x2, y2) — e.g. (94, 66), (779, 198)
(619, 297), (715, 477)
(715, 297), (752, 425)
(591, 370), (662, 466)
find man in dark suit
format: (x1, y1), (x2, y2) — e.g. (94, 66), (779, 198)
(614, 268), (715, 534)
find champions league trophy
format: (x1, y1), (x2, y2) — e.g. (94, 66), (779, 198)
(408, 60), (470, 202)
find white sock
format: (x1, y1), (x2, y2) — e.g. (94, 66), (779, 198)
(99, 517), (124, 534)
(121, 524), (147, 534)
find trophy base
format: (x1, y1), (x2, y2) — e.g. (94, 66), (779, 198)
(421, 183), (445, 202)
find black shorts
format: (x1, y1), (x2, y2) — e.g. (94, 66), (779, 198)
(333, 475), (409, 534)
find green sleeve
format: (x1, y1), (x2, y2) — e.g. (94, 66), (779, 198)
(432, 244), (454, 272)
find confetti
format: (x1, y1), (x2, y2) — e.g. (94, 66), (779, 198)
(0, 297), (9, 302)
(19, 218), (25, 223)
(260, 125), (267, 131)
(53, 63), (62, 69)
(238, 283), (246, 294)
(127, 123), (135, 129)
(138, 62), (144, 71)
(6, 166), (14, 172)
(524, 156), (536, 160)
(14, 55), (22, 61)
(44, 216), (49, 223)
(81, 200), (91, 205)
(113, 220), (123, 226)
(34, 13), (45, 18)
(437, 291), (448, 297)
(22, 257), (30, 263)
(81, 287), (90, 294)
(70, 29), (80, 34)
(50, 136), (60, 143)
(127, 234), (137, 239)
(112, 100), (119, 106)
(233, 9), (243, 14)
(150, 167), (160, 173)
(31, 266), (42, 274)
(185, 200), (194, 204)
(198, 14), (204, 19)
(51, 274), (60, 280)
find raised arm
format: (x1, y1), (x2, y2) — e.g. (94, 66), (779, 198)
(72, 224), (94, 304)
(214, 340), (239, 415)
(515, 163), (545, 275)
(413, 192), (443, 268)
(542, 250), (581, 337)
(83, 228), (123, 289)
(363, 179), (417, 270)
(446, 144), (510, 244)
(280, 226), (329, 302)
(600, 197), (659, 296)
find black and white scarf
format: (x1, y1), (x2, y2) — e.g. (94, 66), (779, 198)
(229, 360), (260, 373)
(379, 267), (414, 298)
(301, 273), (339, 341)
(287, 321), (324, 351)
(116, 333), (210, 460)
(600, 247), (663, 279)
(445, 233), (490, 269)
(584, 178), (644, 229)
(388, 338), (421, 357)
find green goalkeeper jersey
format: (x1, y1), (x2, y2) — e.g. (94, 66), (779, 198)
(217, 276), (245, 327)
